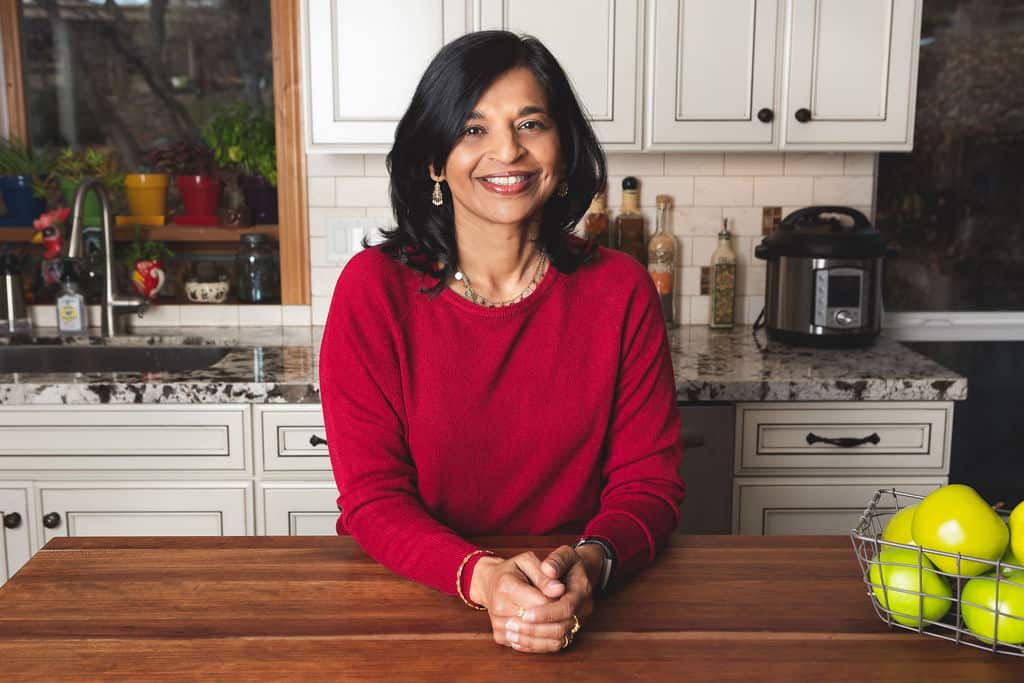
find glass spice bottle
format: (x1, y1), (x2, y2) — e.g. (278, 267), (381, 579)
(616, 176), (646, 264)
(583, 192), (611, 247)
(708, 218), (737, 329)
(647, 194), (676, 324)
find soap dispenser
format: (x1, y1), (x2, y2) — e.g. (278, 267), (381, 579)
(56, 259), (89, 337)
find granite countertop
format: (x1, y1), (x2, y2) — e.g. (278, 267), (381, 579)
(0, 325), (966, 405)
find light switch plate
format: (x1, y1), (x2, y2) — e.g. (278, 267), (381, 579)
(326, 217), (386, 264)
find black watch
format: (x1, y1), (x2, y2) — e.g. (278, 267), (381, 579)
(573, 537), (615, 591)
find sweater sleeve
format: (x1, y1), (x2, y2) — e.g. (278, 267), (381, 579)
(319, 253), (483, 597)
(583, 268), (686, 581)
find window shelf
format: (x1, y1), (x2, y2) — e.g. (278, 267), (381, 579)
(0, 224), (279, 244)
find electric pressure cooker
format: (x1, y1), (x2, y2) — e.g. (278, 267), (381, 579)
(754, 206), (886, 348)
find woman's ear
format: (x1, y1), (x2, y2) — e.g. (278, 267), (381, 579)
(429, 164), (445, 183)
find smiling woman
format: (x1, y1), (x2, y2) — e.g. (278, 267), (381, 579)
(319, 31), (685, 656)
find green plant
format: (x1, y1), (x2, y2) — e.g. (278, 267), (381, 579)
(145, 140), (217, 177)
(201, 104), (276, 187)
(0, 138), (53, 198)
(122, 227), (174, 270)
(50, 147), (125, 193)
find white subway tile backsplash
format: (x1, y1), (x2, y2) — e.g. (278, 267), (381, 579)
(665, 153), (723, 176)
(606, 153), (665, 177)
(675, 207), (723, 236)
(335, 177), (390, 207)
(676, 295), (692, 325)
(753, 176), (813, 207)
(813, 176), (873, 205)
(312, 296), (331, 326)
(312, 266), (342, 298)
(724, 153), (783, 176)
(681, 266), (701, 296)
(690, 295), (710, 325)
(307, 154), (364, 177)
(308, 207), (367, 238)
(177, 305), (239, 326)
(784, 153), (845, 176)
(744, 295), (765, 325)
(741, 266), (766, 296)
(364, 154), (390, 176)
(307, 177), (336, 207)
(844, 153), (876, 176)
(694, 177), (753, 206)
(239, 306), (283, 327)
(722, 207), (762, 236)
(309, 237), (329, 267)
(282, 305), (313, 326)
(133, 305), (181, 327)
(689, 236), (718, 267)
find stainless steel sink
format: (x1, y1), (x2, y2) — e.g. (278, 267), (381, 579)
(0, 346), (233, 374)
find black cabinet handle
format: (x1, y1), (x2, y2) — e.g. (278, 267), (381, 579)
(42, 512), (61, 529)
(794, 108), (812, 123)
(757, 107), (774, 123)
(309, 435), (328, 447)
(3, 512), (21, 529)
(806, 432), (880, 448)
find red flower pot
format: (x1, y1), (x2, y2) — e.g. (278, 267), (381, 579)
(175, 175), (221, 224)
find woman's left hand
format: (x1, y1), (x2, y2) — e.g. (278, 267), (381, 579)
(501, 545), (600, 653)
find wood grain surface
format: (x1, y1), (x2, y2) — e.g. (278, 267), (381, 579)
(0, 535), (1020, 681)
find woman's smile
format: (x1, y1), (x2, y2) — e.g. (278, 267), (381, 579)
(477, 171), (539, 195)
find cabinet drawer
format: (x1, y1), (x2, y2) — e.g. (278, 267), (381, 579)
(38, 481), (252, 543)
(259, 483), (339, 536)
(255, 406), (329, 472)
(0, 406), (248, 471)
(733, 477), (945, 535)
(735, 403), (952, 475)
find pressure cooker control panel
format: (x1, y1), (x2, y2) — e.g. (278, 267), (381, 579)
(814, 268), (864, 329)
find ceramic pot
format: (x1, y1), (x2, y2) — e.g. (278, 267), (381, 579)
(0, 176), (45, 227)
(58, 177), (101, 226)
(175, 175), (221, 222)
(124, 173), (169, 218)
(131, 259), (166, 300)
(239, 174), (278, 224)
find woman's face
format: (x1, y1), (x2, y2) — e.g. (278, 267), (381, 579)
(433, 67), (563, 231)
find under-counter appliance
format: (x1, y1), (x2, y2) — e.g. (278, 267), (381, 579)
(755, 206), (885, 348)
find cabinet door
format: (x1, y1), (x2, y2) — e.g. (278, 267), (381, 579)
(37, 483), (252, 543)
(259, 484), (340, 536)
(0, 487), (32, 587)
(304, 0), (472, 150)
(733, 477), (944, 535)
(783, 0), (922, 149)
(646, 0), (780, 149)
(254, 406), (329, 473)
(478, 0), (643, 149)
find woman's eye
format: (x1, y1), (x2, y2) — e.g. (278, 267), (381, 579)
(520, 120), (546, 130)
(461, 126), (484, 137)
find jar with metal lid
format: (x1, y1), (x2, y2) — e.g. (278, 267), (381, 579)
(234, 233), (278, 303)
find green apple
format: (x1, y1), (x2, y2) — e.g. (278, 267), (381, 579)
(910, 484), (1009, 576)
(1010, 501), (1024, 569)
(961, 570), (1024, 645)
(1000, 544), (1024, 577)
(881, 505), (917, 546)
(868, 547), (953, 627)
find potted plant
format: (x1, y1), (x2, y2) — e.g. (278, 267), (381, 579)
(50, 148), (125, 226)
(0, 138), (51, 227)
(202, 104), (277, 224)
(122, 228), (173, 301)
(146, 140), (221, 225)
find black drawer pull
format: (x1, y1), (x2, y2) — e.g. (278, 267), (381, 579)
(806, 432), (880, 448)
(42, 512), (62, 529)
(309, 435), (328, 447)
(3, 512), (21, 529)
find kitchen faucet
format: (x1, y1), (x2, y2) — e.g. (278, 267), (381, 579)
(65, 179), (147, 336)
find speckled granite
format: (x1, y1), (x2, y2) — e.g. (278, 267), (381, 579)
(0, 325), (965, 405)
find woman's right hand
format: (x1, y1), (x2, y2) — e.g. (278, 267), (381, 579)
(469, 552), (567, 651)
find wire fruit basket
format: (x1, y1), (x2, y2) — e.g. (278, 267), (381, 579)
(851, 488), (1024, 657)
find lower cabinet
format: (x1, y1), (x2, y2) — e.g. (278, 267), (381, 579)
(1, 486), (33, 586)
(259, 483), (339, 536)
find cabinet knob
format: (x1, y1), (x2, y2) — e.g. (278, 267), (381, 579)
(309, 434), (328, 447)
(794, 108), (812, 123)
(3, 512), (21, 529)
(756, 107), (774, 123)
(42, 512), (62, 529)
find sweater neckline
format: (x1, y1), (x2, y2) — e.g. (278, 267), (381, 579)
(440, 260), (561, 318)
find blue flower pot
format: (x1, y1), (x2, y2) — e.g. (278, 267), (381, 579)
(0, 176), (45, 227)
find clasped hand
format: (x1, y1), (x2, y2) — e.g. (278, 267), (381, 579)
(468, 545), (601, 654)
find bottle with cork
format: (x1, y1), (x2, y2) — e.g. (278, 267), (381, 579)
(583, 191), (611, 247)
(708, 218), (737, 329)
(647, 195), (676, 324)
(616, 176), (646, 264)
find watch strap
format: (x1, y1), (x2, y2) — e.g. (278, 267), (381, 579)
(573, 537), (615, 591)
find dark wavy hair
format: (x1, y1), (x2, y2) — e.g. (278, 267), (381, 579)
(375, 31), (607, 294)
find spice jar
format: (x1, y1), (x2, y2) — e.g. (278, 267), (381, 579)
(235, 233), (279, 303)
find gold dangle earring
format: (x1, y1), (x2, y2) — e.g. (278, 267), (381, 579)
(557, 182), (569, 198)
(432, 181), (444, 207)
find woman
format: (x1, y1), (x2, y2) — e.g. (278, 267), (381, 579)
(319, 31), (684, 654)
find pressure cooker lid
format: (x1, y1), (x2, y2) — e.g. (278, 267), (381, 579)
(755, 206), (886, 260)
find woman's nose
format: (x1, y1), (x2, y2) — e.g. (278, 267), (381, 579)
(489, 127), (524, 164)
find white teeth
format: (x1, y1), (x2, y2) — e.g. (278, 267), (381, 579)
(483, 175), (529, 185)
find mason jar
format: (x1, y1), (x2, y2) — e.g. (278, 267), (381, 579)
(234, 234), (279, 303)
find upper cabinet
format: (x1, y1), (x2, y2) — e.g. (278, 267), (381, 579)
(303, 0), (923, 153)
(477, 0), (643, 149)
(783, 0), (922, 149)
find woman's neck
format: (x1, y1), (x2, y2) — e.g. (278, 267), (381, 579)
(452, 218), (543, 300)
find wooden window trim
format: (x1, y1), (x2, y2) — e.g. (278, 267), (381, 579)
(0, 0), (310, 305)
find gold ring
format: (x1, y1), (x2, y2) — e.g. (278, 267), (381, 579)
(562, 633), (572, 649)
(517, 606), (526, 619)
(570, 614), (582, 635)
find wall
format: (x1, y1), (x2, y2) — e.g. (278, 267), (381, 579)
(306, 152), (877, 326)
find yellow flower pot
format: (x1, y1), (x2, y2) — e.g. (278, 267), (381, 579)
(124, 173), (169, 220)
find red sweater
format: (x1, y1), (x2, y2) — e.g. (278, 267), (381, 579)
(319, 244), (685, 598)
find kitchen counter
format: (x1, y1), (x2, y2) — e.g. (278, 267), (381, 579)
(0, 535), (1018, 681)
(0, 325), (966, 405)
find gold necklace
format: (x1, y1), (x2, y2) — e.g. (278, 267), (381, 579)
(454, 251), (548, 307)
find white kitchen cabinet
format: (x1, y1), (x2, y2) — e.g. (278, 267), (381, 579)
(733, 476), (943, 535)
(303, 0), (473, 151)
(253, 405), (329, 473)
(36, 482), (252, 543)
(259, 483), (339, 536)
(0, 486), (33, 587)
(477, 0), (644, 149)
(782, 0), (922, 149)
(646, 0), (781, 149)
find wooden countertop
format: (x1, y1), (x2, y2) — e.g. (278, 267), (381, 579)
(0, 535), (1018, 681)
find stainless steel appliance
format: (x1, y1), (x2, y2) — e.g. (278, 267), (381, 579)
(755, 206), (885, 347)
